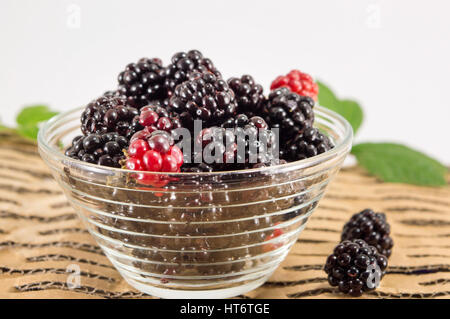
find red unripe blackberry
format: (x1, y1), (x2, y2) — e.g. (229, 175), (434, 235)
(271, 69), (319, 101)
(169, 72), (237, 129)
(126, 130), (182, 186)
(80, 93), (140, 139)
(164, 50), (221, 95)
(64, 132), (127, 168)
(263, 87), (315, 142)
(324, 239), (388, 297)
(227, 75), (266, 116)
(117, 57), (167, 108)
(342, 209), (394, 258)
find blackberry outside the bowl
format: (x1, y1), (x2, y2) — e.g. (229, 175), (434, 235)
(164, 50), (221, 95)
(168, 72), (237, 129)
(65, 132), (128, 168)
(324, 239), (388, 297)
(227, 75), (266, 117)
(341, 209), (394, 258)
(117, 57), (167, 108)
(80, 93), (140, 139)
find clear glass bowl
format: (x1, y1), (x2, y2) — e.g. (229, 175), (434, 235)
(37, 105), (352, 299)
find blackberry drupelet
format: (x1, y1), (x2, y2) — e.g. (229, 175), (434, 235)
(80, 93), (140, 139)
(324, 239), (388, 297)
(263, 87), (315, 142)
(227, 75), (266, 116)
(282, 127), (333, 161)
(341, 209), (394, 258)
(64, 132), (128, 168)
(221, 114), (268, 129)
(117, 57), (166, 108)
(169, 72), (237, 129)
(164, 50), (221, 95)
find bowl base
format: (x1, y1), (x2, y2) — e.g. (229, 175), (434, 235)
(123, 275), (270, 299)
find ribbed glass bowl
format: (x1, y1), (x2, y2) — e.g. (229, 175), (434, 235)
(38, 105), (352, 299)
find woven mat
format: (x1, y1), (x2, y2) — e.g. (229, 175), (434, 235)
(1, 133), (449, 299)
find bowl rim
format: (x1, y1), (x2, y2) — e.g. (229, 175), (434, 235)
(37, 105), (353, 176)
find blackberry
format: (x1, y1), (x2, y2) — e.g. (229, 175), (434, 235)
(282, 127), (333, 161)
(263, 87), (315, 141)
(64, 132), (128, 168)
(117, 57), (166, 108)
(138, 104), (181, 132)
(221, 114), (268, 129)
(80, 93), (140, 139)
(164, 50), (221, 95)
(227, 75), (266, 116)
(342, 209), (394, 258)
(324, 239), (388, 297)
(169, 72), (237, 129)
(189, 117), (277, 171)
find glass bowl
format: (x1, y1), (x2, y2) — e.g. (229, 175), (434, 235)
(37, 105), (352, 299)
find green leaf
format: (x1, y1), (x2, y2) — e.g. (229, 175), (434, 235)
(352, 143), (447, 186)
(317, 80), (339, 108)
(317, 81), (364, 135)
(16, 105), (58, 127)
(335, 99), (363, 134)
(14, 105), (58, 141)
(16, 124), (39, 140)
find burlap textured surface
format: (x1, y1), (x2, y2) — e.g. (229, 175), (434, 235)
(0, 133), (449, 299)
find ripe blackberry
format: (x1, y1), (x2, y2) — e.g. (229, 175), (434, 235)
(324, 239), (388, 297)
(164, 50), (221, 95)
(80, 94), (140, 139)
(227, 75), (265, 116)
(64, 133), (128, 168)
(263, 87), (315, 142)
(190, 118), (277, 171)
(169, 72), (237, 129)
(117, 57), (166, 108)
(282, 127), (333, 161)
(342, 209), (394, 258)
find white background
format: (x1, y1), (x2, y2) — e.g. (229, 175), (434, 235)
(0, 0), (449, 163)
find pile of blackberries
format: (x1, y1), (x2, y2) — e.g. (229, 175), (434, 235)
(68, 49), (334, 173)
(324, 208), (394, 297)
